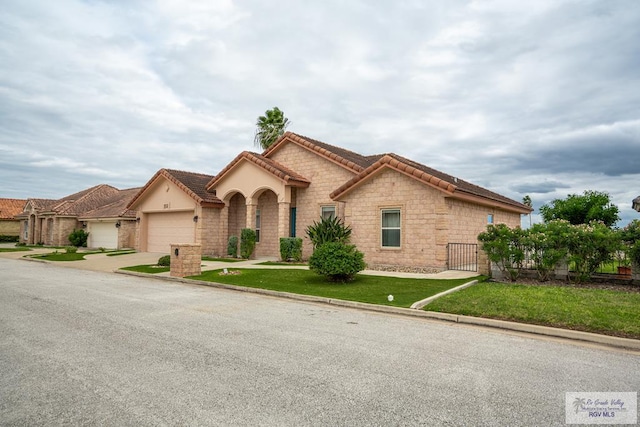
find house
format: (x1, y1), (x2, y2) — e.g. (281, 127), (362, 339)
(127, 169), (223, 253)
(129, 132), (530, 272)
(17, 185), (139, 249)
(0, 198), (27, 239)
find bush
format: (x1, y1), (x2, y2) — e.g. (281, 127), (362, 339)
(65, 246), (78, 254)
(240, 228), (256, 259)
(279, 237), (303, 262)
(309, 242), (365, 282)
(306, 216), (352, 249)
(157, 255), (170, 266)
(16, 242), (26, 247)
(478, 224), (525, 281)
(227, 235), (238, 258)
(68, 229), (89, 247)
(0, 235), (19, 243)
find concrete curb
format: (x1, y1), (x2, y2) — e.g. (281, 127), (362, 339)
(115, 270), (640, 351)
(410, 280), (478, 309)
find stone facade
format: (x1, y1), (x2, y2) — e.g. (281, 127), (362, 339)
(170, 244), (202, 277)
(0, 220), (20, 236)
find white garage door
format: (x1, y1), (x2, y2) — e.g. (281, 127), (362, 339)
(89, 222), (118, 249)
(146, 211), (195, 253)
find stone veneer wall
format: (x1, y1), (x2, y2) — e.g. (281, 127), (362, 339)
(0, 220), (20, 236)
(269, 143), (357, 259)
(255, 190), (279, 258)
(199, 207), (222, 256)
(340, 168), (442, 270)
(118, 220), (137, 249)
(54, 217), (78, 246)
(170, 243), (201, 277)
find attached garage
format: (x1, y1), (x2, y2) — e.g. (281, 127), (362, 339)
(146, 211), (195, 253)
(88, 222), (118, 249)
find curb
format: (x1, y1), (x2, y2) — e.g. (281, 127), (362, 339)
(115, 270), (640, 351)
(410, 280), (478, 309)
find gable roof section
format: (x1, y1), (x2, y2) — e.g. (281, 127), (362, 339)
(0, 198), (27, 219)
(50, 184), (120, 216)
(263, 132), (377, 173)
(128, 168), (223, 209)
(79, 188), (142, 219)
(331, 153), (532, 213)
(206, 151), (310, 191)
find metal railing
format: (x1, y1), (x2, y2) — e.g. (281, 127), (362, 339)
(447, 243), (478, 272)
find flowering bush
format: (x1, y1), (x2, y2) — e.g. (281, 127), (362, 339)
(524, 221), (570, 281)
(478, 224), (525, 281)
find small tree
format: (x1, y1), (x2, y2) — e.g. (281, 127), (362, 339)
(524, 221), (571, 281)
(309, 242), (365, 282)
(240, 228), (256, 259)
(68, 229), (89, 247)
(306, 216), (352, 249)
(539, 190), (620, 227)
(566, 221), (619, 282)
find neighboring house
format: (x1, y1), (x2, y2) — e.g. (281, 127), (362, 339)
(633, 196), (640, 212)
(127, 169), (223, 253)
(128, 132), (530, 272)
(17, 185), (139, 249)
(0, 198), (27, 238)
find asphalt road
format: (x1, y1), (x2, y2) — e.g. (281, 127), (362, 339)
(1, 258), (638, 426)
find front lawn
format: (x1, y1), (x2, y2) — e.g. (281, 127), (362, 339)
(31, 252), (88, 261)
(120, 264), (170, 274)
(427, 282), (640, 339)
(188, 268), (478, 308)
(201, 256), (244, 262)
(0, 247), (31, 252)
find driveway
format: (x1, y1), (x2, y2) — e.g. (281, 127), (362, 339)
(1, 258), (638, 426)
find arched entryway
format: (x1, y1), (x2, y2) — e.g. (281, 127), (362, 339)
(253, 189), (279, 258)
(227, 192), (247, 243)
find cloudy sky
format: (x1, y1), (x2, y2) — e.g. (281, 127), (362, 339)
(1, 0), (639, 226)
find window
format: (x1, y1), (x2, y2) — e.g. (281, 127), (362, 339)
(487, 214), (494, 224)
(381, 209), (401, 248)
(290, 207), (297, 237)
(321, 205), (336, 220)
(255, 208), (261, 243)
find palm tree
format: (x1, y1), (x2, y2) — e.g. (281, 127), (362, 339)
(254, 107), (290, 150)
(523, 195), (533, 227)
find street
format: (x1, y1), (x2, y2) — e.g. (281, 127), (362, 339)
(1, 258), (638, 426)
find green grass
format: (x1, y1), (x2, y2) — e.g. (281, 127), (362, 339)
(427, 282), (640, 339)
(0, 247), (31, 252)
(188, 268), (478, 308)
(31, 252), (88, 261)
(256, 261), (308, 266)
(120, 264), (170, 274)
(201, 256), (244, 262)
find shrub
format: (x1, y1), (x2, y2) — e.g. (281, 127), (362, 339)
(524, 221), (571, 281)
(157, 255), (170, 266)
(16, 242), (26, 247)
(0, 235), (19, 243)
(305, 216), (352, 249)
(240, 228), (256, 259)
(279, 237), (303, 262)
(65, 246), (78, 254)
(566, 221), (619, 282)
(227, 235), (238, 258)
(478, 224), (525, 281)
(68, 229), (89, 247)
(309, 241), (365, 282)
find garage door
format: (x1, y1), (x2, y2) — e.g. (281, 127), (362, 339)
(88, 222), (118, 249)
(146, 211), (195, 253)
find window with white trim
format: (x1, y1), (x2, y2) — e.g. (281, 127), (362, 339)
(321, 205), (336, 220)
(255, 208), (261, 243)
(381, 209), (401, 248)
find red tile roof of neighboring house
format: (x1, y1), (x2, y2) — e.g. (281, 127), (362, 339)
(49, 184), (120, 216)
(79, 188), (142, 219)
(128, 169), (224, 209)
(206, 151), (311, 191)
(263, 132), (377, 172)
(0, 198), (27, 219)
(330, 153), (532, 213)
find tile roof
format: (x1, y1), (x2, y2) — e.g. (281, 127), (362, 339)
(206, 151), (311, 191)
(51, 184), (120, 215)
(330, 153), (531, 213)
(263, 132), (377, 172)
(0, 198), (27, 219)
(127, 169), (223, 209)
(79, 188), (142, 219)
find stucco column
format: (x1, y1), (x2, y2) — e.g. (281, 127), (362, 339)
(278, 201), (291, 239)
(246, 201), (256, 230)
